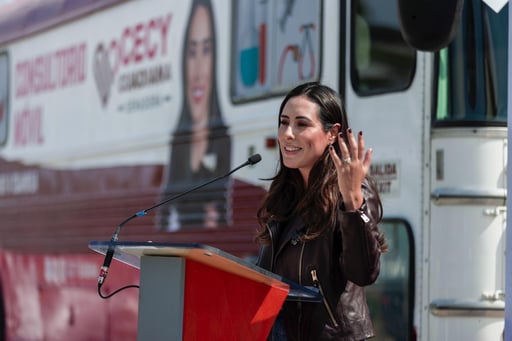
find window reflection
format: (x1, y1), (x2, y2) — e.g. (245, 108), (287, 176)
(366, 219), (414, 341)
(435, 1), (508, 126)
(351, 0), (416, 95)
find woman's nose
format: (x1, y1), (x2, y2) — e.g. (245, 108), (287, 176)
(281, 125), (294, 139)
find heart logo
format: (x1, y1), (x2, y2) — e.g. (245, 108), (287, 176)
(93, 44), (115, 107)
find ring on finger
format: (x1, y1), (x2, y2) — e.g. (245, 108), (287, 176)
(342, 157), (352, 164)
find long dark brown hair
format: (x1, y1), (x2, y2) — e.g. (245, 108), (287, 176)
(256, 82), (385, 247)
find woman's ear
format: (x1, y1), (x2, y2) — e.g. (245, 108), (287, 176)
(329, 123), (341, 144)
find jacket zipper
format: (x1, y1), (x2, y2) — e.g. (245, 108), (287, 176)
(296, 240), (306, 341)
(267, 223), (275, 272)
(268, 223), (278, 341)
(310, 269), (339, 328)
(359, 209), (370, 223)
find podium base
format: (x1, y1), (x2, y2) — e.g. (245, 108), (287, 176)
(137, 255), (289, 341)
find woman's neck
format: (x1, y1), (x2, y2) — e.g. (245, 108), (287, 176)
(190, 119), (208, 171)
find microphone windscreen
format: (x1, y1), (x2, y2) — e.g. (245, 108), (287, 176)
(248, 154), (262, 165)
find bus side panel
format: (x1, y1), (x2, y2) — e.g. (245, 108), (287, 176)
(429, 131), (506, 340)
(0, 250), (139, 340)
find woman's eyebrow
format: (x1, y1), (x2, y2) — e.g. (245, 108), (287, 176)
(202, 37), (212, 45)
(281, 114), (312, 121)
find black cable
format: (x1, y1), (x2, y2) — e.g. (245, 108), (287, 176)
(98, 283), (140, 299)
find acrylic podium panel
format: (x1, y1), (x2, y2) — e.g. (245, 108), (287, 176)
(89, 241), (319, 341)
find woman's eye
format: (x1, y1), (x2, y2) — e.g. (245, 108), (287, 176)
(187, 47), (197, 58)
(203, 42), (212, 56)
(294, 120), (310, 128)
(279, 120), (288, 126)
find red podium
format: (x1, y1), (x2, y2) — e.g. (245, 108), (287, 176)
(89, 241), (319, 341)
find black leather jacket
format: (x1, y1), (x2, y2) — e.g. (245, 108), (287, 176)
(257, 181), (382, 341)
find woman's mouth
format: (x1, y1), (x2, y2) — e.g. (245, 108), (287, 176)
(283, 146), (302, 154)
(191, 86), (204, 104)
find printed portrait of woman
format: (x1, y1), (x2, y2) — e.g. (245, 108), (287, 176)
(159, 0), (232, 231)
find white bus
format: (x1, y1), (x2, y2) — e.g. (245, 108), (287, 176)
(0, 0), (507, 340)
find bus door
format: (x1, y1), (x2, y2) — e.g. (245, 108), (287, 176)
(343, 0), (418, 340)
(428, 1), (507, 340)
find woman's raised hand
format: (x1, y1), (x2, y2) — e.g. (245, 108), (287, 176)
(328, 129), (372, 211)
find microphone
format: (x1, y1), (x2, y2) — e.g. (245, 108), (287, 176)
(247, 153), (262, 165)
(97, 154), (262, 289)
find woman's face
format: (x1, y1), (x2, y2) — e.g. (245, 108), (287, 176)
(186, 5), (213, 125)
(278, 95), (335, 182)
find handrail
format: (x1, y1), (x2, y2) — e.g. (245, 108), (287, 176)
(431, 187), (506, 206)
(430, 298), (505, 318)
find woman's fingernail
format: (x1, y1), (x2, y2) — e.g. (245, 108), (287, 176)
(359, 131), (363, 136)
(348, 128), (352, 134)
(339, 132), (343, 138)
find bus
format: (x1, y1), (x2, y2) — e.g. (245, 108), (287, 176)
(0, 0), (507, 340)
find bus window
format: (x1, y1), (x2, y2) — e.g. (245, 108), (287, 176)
(366, 219), (414, 341)
(350, 0), (416, 95)
(435, 1), (508, 126)
(0, 52), (7, 146)
(230, 0), (322, 102)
